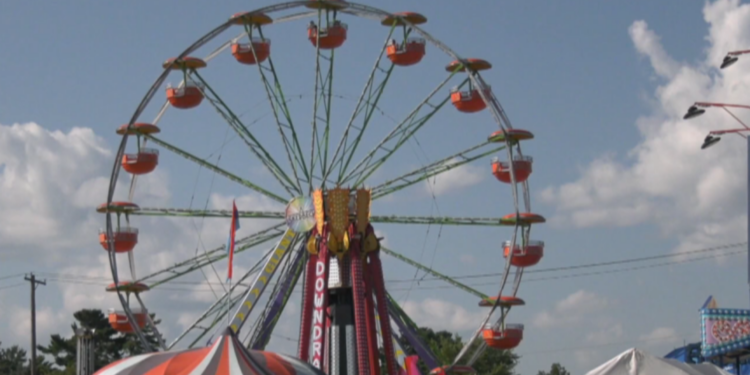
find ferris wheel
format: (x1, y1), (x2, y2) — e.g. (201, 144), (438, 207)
(98, 1), (545, 373)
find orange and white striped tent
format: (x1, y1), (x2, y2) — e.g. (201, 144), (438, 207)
(95, 328), (324, 375)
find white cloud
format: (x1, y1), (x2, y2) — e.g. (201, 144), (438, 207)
(533, 290), (610, 328)
(586, 324), (624, 345)
(629, 20), (681, 79)
(402, 298), (485, 332)
(424, 159), (484, 197)
(540, 0), (750, 255)
(10, 305), (66, 344)
(0, 120), (289, 351)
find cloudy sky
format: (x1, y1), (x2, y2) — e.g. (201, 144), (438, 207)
(2, 1), (750, 374)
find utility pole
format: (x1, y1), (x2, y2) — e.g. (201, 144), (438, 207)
(24, 273), (46, 375)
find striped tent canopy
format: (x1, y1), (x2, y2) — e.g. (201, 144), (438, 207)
(95, 328), (325, 375)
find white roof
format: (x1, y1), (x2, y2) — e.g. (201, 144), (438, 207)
(585, 348), (732, 375)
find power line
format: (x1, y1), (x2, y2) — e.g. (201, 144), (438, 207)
(12, 247), (740, 295)
(2, 242), (743, 297)
(386, 242), (747, 283)
(0, 282), (25, 291)
(383, 249), (745, 292)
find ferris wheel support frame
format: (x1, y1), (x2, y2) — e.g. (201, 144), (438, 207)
(106, 1), (534, 367)
(247, 25), (312, 189)
(325, 26), (397, 184)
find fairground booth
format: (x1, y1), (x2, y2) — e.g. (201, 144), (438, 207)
(665, 297), (750, 374)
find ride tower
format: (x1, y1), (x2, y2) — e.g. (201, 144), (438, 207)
(296, 188), (395, 375)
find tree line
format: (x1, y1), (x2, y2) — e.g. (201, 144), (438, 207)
(0, 308), (569, 374)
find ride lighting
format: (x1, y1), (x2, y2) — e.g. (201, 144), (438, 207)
(684, 105), (706, 120)
(701, 134), (721, 150)
(721, 54), (739, 69)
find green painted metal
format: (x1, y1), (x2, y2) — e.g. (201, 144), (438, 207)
(371, 141), (505, 200)
(128, 208), (508, 226)
(341, 77), (469, 187)
(135, 223), (288, 288)
(143, 134), (287, 203)
(191, 70), (300, 196)
(380, 246), (489, 300)
(329, 26), (397, 184)
(251, 25), (310, 190)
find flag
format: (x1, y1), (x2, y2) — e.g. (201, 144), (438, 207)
(226, 200), (240, 281)
(701, 295), (718, 310)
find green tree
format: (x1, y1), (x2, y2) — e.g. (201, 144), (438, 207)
(38, 308), (163, 373)
(399, 327), (519, 375)
(537, 363), (571, 375)
(0, 343), (29, 375)
(0, 342), (58, 375)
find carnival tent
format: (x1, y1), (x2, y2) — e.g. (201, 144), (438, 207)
(94, 328), (325, 375)
(586, 348), (732, 375)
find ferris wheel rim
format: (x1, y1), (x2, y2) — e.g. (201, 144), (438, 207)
(103, 0), (534, 365)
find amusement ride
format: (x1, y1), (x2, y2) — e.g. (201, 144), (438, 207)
(97, 1), (544, 374)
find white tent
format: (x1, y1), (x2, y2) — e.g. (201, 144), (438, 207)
(585, 348), (732, 375)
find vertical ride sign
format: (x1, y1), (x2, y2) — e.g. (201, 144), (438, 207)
(229, 228), (296, 334)
(310, 247), (329, 369)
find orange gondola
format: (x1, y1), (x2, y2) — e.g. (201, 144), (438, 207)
(503, 240), (544, 268)
(108, 308), (147, 333)
(166, 82), (204, 109)
(99, 227), (138, 253)
(386, 38), (426, 66)
(308, 20), (348, 49)
(231, 38), (271, 65)
(482, 324), (523, 349)
(121, 148), (158, 175)
(450, 86), (491, 113)
(492, 155), (533, 183)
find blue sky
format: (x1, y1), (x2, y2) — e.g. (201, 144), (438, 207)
(1, 1), (750, 374)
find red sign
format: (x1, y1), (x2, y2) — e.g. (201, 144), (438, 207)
(311, 256), (327, 368)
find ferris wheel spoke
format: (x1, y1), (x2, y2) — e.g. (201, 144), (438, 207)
(130, 207), (285, 220)
(189, 70), (301, 197)
(340, 76), (470, 187)
(372, 141), (504, 200)
(243, 25), (311, 191)
(184, 294), (245, 349)
(385, 294), (442, 370)
(170, 253), (270, 349)
(370, 215), (504, 226)
(129, 207), (507, 227)
(134, 222), (287, 288)
(309, 8), (341, 185)
(380, 246), (489, 300)
(326, 28), (396, 183)
(142, 134), (287, 204)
